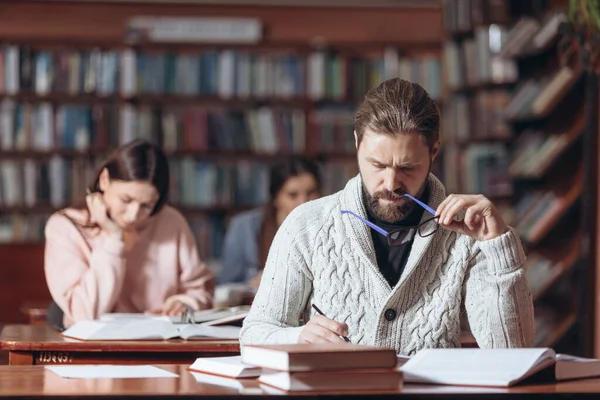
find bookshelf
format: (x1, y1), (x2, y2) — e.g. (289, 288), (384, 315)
(0, 0), (443, 323)
(0, 43), (443, 246)
(442, 0), (589, 353)
(441, 0), (521, 223)
(504, 8), (585, 353)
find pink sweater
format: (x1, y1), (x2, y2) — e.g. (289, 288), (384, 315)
(44, 206), (214, 328)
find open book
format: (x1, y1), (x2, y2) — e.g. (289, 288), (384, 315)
(61, 320), (240, 341)
(399, 348), (600, 387)
(100, 306), (249, 326)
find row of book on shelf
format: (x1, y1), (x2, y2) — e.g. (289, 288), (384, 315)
(444, 111), (582, 189)
(443, 11), (565, 92)
(0, 45), (441, 101)
(2, 66), (572, 156)
(442, 63), (581, 144)
(0, 157), (358, 255)
(0, 157), (357, 208)
(0, 101), (359, 154)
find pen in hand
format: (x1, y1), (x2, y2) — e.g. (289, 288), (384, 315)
(311, 304), (351, 343)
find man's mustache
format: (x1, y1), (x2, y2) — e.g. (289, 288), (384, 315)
(372, 189), (407, 201)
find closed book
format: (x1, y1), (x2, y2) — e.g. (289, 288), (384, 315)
(241, 343), (397, 372)
(258, 369), (403, 392)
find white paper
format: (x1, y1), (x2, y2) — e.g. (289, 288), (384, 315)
(45, 365), (179, 379)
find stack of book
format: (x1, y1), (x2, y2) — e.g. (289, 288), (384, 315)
(188, 343), (401, 392)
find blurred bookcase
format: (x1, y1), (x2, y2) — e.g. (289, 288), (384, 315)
(442, 0), (590, 354)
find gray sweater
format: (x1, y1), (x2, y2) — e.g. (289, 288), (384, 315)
(240, 174), (535, 355)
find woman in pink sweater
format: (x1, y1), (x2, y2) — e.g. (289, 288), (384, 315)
(44, 139), (214, 330)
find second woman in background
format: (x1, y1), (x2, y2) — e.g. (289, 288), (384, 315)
(219, 156), (322, 287)
(44, 139), (214, 330)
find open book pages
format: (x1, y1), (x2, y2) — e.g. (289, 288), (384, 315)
(400, 348), (556, 387)
(188, 356), (262, 378)
(99, 306), (250, 325)
(241, 343), (398, 372)
(99, 313), (172, 322)
(257, 369), (403, 392)
(61, 320), (240, 341)
(398, 348), (600, 387)
(194, 307), (250, 326)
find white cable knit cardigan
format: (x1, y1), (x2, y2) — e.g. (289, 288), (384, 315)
(239, 174), (535, 355)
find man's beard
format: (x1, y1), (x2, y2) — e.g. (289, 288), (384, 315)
(362, 172), (430, 224)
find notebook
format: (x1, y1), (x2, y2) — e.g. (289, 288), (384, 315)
(257, 369), (403, 392)
(188, 356), (262, 378)
(241, 343), (397, 372)
(399, 348), (600, 387)
(61, 320), (240, 341)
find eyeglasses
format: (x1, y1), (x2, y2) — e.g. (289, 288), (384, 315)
(342, 194), (440, 246)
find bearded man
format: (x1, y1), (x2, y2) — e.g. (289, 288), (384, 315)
(239, 78), (534, 354)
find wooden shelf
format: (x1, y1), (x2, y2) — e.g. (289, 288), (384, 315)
(510, 115), (584, 180)
(0, 150), (358, 161)
(507, 68), (584, 124)
(524, 173), (583, 245)
(449, 81), (517, 94)
(0, 93), (363, 108)
(0, 150), (102, 159)
(450, 136), (512, 147)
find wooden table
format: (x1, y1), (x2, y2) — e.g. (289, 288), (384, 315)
(0, 325), (240, 366)
(1, 364), (600, 398)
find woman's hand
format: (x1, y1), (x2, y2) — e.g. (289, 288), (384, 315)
(145, 298), (188, 317)
(86, 192), (122, 238)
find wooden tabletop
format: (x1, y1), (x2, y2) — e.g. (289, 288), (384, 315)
(0, 324), (240, 353)
(2, 364), (600, 398)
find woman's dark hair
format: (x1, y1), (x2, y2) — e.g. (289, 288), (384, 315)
(62, 139), (170, 229)
(259, 156), (322, 266)
(88, 139), (170, 215)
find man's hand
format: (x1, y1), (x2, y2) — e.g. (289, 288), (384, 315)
(436, 194), (509, 241)
(298, 314), (349, 344)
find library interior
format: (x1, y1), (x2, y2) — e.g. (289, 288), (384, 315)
(1, 0), (600, 397)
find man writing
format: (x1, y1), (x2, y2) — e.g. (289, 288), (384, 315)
(240, 78), (534, 354)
